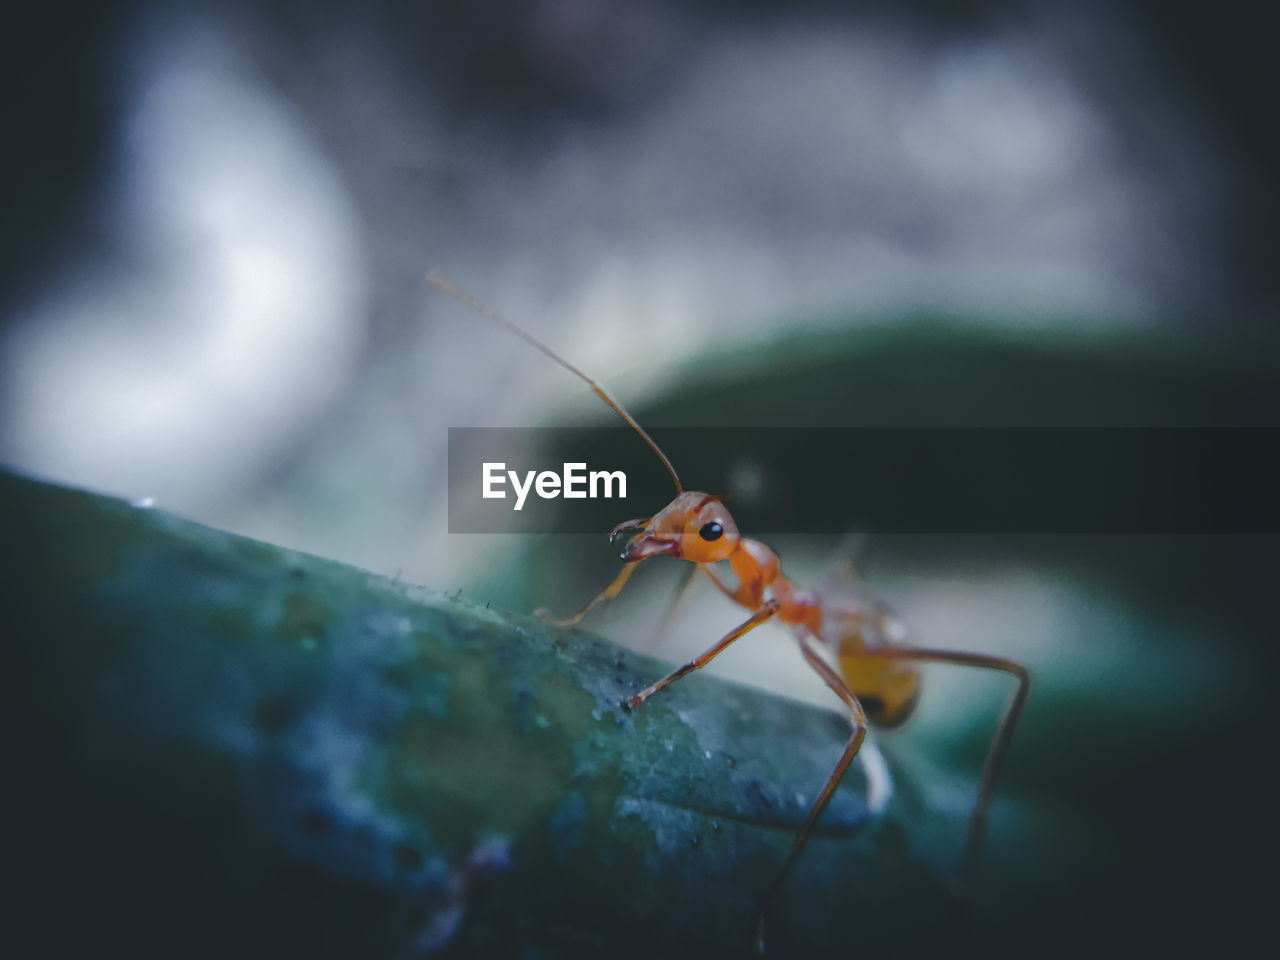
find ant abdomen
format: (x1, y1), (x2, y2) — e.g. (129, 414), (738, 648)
(830, 607), (924, 728)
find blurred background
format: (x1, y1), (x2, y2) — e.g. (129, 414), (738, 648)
(3, 0), (1277, 954)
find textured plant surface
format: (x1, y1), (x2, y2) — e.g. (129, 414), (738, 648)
(4, 471), (1001, 958)
(5, 464), (1268, 958)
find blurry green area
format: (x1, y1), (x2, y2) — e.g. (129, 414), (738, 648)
(481, 314), (1277, 609)
(480, 316), (1275, 660)
(467, 315), (1277, 953)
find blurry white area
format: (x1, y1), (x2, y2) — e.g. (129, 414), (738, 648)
(433, 20), (1202, 343)
(0, 15), (364, 506)
(0, 5), (1220, 596)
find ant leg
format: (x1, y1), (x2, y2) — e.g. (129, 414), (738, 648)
(535, 560), (643, 627)
(653, 562), (701, 650)
(754, 632), (868, 955)
(844, 647), (1031, 878)
(702, 562), (763, 609)
(623, 600), (780, 712)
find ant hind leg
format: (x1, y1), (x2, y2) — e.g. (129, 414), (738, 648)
(842, 646), (1031, 879)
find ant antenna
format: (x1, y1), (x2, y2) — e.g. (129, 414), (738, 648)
(428, 270), (682, 493)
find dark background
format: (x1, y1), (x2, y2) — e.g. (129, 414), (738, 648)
(3, 2), (1277, 957)
(6, 0), (1280, 329)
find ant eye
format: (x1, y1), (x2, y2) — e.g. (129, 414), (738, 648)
(699, 521), (724, 542)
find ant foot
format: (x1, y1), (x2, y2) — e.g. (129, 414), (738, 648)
(534, 608), (573, 628)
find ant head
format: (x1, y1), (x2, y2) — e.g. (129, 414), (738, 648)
(614, 491), (740, 564)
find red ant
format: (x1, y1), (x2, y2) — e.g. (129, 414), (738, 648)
(429, 272), (1031, 952)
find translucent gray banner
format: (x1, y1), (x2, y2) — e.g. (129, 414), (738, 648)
(447, 427), (1278, 534)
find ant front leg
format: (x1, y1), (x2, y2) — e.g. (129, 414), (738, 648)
(535, 560), (645, 627)
(623, 599), (780, 712)
(701, 561), (764, 609)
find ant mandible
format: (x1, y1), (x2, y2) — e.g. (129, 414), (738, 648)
(429, 272), (1031, 953)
